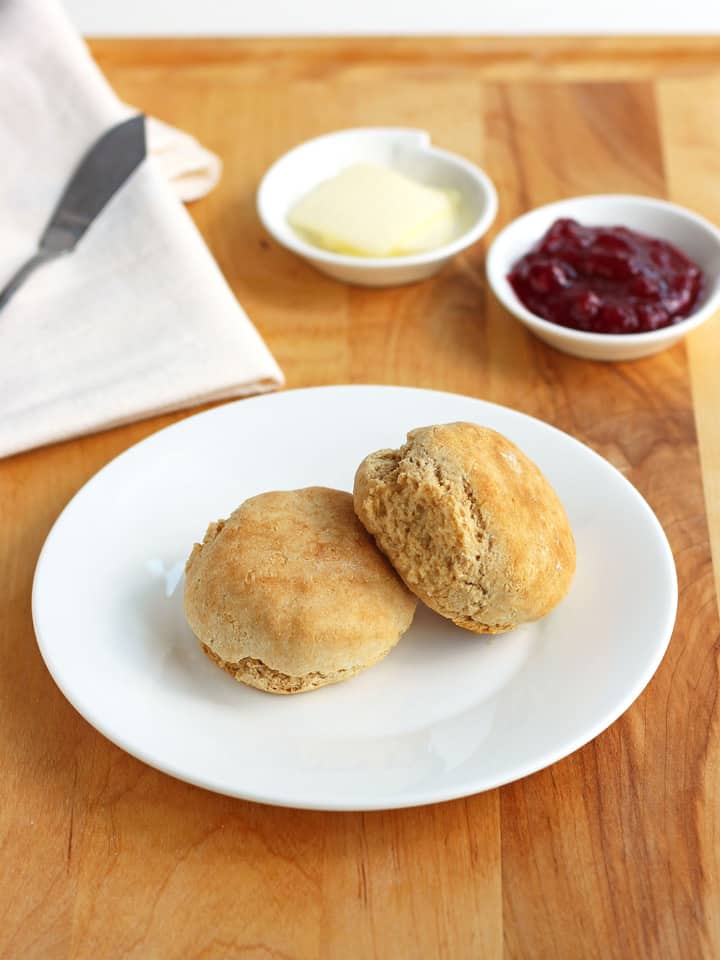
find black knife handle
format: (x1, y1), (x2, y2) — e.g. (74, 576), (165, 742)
(0, 250), (60, 312)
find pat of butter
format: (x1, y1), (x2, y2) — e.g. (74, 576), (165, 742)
(288, 163), (458, 258)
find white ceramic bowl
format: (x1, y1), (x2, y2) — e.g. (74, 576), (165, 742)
(486, 195), (720, 361)
(257, 127), (498, 287)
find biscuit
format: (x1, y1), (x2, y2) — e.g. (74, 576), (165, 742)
(353, 423), (576, 634)
(184, 487), (417, 694)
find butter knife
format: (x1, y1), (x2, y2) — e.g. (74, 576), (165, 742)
(0, 114), (147, 311)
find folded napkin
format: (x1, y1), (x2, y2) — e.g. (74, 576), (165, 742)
(143, 115), (222, 203)
(0, 0), (284, 459)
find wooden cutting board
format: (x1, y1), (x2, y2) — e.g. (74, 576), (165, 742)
(2, 37), (720, 959)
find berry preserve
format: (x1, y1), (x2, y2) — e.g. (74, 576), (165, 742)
(507, 218), (703, 334)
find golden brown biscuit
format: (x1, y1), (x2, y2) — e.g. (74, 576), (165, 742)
(353, 423), (576, 634)
(184, 487), (417, 694)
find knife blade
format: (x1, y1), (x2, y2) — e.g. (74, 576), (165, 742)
(0, 114), (147, 311)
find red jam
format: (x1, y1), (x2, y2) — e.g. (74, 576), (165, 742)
(508, 218), (704, 334)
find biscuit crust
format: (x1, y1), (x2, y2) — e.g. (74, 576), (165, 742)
(184, 487), (417, 693)
(353, 423), (576, 634)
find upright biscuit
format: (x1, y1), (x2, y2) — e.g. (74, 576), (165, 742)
(353, 423), (576, 633)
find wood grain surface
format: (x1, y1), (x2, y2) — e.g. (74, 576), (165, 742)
(2, 38), (720, 959)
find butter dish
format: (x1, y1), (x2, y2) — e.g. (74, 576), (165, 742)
(257, 127), (497, 287)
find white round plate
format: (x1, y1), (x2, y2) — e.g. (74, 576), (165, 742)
(33, 386), (677, 810)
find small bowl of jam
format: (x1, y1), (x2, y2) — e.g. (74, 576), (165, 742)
(486, 195), (720, 361)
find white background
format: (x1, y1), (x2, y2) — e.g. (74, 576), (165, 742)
(65, 0), (720, 36)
